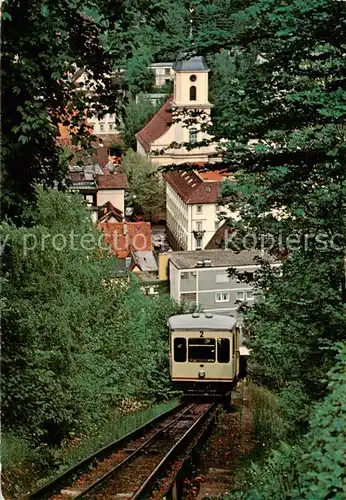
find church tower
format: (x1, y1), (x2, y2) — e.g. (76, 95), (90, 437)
(173, 54), (211, 110)
(136, 53), (217, 165)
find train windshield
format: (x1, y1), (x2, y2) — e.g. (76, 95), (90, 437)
(217, 338), (230, 363)
(188, 338), (216, 362)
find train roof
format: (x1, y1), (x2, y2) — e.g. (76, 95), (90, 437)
(168, 313), (237, 331)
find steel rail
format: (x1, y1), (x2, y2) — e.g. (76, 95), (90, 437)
(132, 403), (217, 499)
(75, 403), (197, 498)
(159, 403), (218, 499)
(27, 401), (185, 500)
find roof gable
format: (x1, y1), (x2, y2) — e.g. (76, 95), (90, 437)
(136, 97), (173, 153)
(164, 169), (220, 204)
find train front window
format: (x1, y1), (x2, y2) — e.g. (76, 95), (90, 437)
(188, 338), (216, 362)
(174, 338), (187, 362)
(217, 338), (230, 363)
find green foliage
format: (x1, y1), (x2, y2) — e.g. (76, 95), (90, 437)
(1, 188), (177, 446)
(246, 253), (346, 426)
(123, 47), (155, 95)
(294, 342), (346, 499)
(1, 434), (34, 470)
(121, 149), (166, 221)
(248, 383), (288, 446)
(230, 344), (346, 500)
(200, 0), (346, 427)
(121, 96), (159, 150)
(230, 441), (301, 500)
(1, 0), (120, 222)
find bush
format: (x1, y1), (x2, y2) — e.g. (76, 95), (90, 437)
(230, 442), (301, 500)
(294, 342), (346, 499)
(248, 383), (288, 446)
(1, 188), (179, 447)
(1, 433), (34, 470)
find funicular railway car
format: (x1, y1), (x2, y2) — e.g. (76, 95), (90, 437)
(168, 313), (240, 400)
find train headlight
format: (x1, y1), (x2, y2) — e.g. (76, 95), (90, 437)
(198, 370), (205, 379)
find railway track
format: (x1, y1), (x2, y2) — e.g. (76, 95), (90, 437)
(28, 402), (217, 500)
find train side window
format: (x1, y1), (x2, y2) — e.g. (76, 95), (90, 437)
(217, 338), (230, 363)
(174, 338), (187, 362)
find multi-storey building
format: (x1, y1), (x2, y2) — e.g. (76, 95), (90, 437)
(150, 62), (174, 87)
(167, 249), (280, 317)
(164, 169), (236, 251)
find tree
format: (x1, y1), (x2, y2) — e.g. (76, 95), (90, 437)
(244, 252), (346, 427)
(121, 150), (166, 221)
(200, 0), (346, 419)
(0, 0), (125, 223)
(123, 46), (155, 96)
(1, 188), (177, 445)
(121, 96), (159, 150)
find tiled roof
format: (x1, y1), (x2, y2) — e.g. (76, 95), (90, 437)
(99, 222), (152, 258)
(96, 172), (129, 190)
(197, 169), (234, 182)
(92, 145), (109, 168)
(164, 170), (220, 204)
(136, 97), (173, 153)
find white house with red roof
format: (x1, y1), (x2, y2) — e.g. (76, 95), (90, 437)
(136, 55), (217, 165)
(163, 168), (237, 251)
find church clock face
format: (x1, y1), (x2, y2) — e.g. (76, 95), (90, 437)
(190, 74), (197, 82)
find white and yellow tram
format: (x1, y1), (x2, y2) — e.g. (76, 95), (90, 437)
(168, 313), (240, 398)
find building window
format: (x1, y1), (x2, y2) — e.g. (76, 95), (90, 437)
(189, 85), (197, 101)
(190, 74), (197, 82)
(109, 122), (115, 131)
(181, 292), (197, 302)
(165, 68), (171, 75)
(174, 338), (187, 362)
(165, 78), (170, 84)
(181, 272), (188, 279)
(196, 205), (202, 214)
(215, 292), (230, 302)
(217, 338), (230, 363)
(236, 291), (244, 301)
(216, 274), (229, 283)
(99, 123), (105, 131)
(246, 290), (254, 300)
(196, 238), (202, 250)
(189, 127), (197, 144)
(196, 221), (202, 231)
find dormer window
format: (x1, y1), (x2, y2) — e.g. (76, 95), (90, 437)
(190, 85), (197, 101)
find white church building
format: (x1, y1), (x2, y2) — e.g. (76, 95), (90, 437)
(136, 55), (217, 165)
(136, 54), (238, 252)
